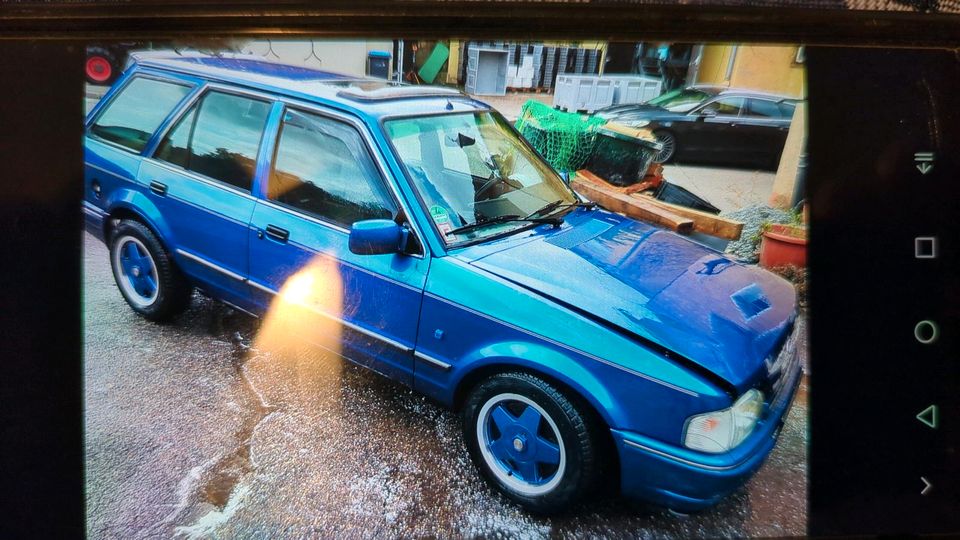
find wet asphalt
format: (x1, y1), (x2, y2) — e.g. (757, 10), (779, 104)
(84, 231), (809, 539)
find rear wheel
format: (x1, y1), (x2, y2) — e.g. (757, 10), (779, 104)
(109, 220), (191, 321)
(462, 372), (602, 513)
(85, 47), (117, 85)
(653, 130), (677, 163)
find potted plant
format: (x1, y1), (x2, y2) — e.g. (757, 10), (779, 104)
(759, 221), (807, 269)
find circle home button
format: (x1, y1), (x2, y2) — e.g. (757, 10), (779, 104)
(914, 320), (939, 345)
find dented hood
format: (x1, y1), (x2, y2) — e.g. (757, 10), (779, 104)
(466, 211), (797, 390)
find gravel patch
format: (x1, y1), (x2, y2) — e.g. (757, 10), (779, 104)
(722, 205), (797, 263)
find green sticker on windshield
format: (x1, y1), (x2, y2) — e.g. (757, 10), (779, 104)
(429, 205), (449, 225)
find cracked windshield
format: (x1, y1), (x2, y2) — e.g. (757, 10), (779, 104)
(386, 112), (576, 244)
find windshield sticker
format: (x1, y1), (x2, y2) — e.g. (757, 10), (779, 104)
(430, 205), (450, 225)
(437, 221), (454, 236)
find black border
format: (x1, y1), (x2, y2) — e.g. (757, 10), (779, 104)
(0, 1), (958, 45)
(1, 2), (959, 538)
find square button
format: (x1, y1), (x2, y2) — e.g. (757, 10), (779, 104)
(915, 237), (938, 259)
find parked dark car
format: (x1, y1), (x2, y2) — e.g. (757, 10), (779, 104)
(596, 86), (798, 169)
(84, 52), (801, 514)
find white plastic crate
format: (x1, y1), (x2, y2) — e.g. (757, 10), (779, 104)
(552, 74), (615, 113)
(605, 75), (663, 106)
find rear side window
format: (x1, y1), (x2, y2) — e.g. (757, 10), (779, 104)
(702, 97), (745, 116)
(267, 109), (396, 227)
(745, 98), (783, 118)
(89, 77), (192, 153)
(155, 91), (271, 192)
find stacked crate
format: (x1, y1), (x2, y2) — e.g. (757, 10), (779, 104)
(542, 46), (557, 90)
(586, 49), (599, 74)
(531, 44), (545, 88)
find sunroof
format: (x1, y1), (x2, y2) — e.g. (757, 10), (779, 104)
(337, 83), (463, 101)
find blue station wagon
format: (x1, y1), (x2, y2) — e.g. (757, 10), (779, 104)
(84, 52), (803, 513)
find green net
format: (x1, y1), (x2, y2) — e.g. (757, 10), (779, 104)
(514, 100), (607, 173)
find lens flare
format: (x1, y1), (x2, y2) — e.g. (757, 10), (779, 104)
(254, 255), (345, 361)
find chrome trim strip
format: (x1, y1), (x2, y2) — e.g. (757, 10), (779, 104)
(414, 351), (452, 371)
(621, 439), (738, 472)
(247, 279), (276, 295)
(312, 306), (413, 353)
(85, 135), (143, 158)
(84, 160), (135, 183)
(82, 201), (105, 218)
(239, 277), (413, 353)
(423, 291), (697, 397)
(144, 158), (259, 202)
(174, 249), (246, 282)
(256, 198), (350, 234)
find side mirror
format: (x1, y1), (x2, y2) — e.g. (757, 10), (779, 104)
(698, 108), (718, 118)
(348, 219), (406, 255)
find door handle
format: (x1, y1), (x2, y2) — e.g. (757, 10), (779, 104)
(264, 224), (289, 243)
(149, 181), (168, 196)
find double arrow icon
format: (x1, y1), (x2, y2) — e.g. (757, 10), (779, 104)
(915, 152), (935, 175)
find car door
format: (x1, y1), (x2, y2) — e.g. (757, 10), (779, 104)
(741, 97), (792, 165)
(247, 105), (429, 385)
(138, 86), (274, 311)
(682, 96), (748, 161)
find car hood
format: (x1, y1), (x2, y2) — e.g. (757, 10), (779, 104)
(464, 211), (797, 391)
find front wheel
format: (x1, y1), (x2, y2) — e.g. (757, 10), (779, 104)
(109, 220), (191, 321)
(462, 372), (602, 513)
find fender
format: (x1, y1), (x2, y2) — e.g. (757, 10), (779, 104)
(104, 188), (176, 248)
(443, 340), (626, 430)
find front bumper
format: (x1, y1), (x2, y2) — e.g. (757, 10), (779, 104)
(614, 344), (803, 512)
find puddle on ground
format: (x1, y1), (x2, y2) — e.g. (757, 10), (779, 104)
(170, 298), (275, 525)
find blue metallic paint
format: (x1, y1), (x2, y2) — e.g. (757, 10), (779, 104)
(84, 54), (802, 512)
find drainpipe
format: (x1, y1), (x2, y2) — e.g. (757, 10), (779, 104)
(396, 39), (404, 83)
(686, 44), (703, 86)
(724, 44), (738, 84)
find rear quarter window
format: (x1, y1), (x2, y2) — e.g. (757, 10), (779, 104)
(89, 76), (193, 153)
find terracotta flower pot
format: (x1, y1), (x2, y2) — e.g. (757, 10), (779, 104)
(759, 224), (807, 269)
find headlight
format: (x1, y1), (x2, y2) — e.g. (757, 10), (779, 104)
(683, 389), (764, 453)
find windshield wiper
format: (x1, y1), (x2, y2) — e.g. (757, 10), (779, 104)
(524, 200), (598, 220)
(445, 214), (562, 236)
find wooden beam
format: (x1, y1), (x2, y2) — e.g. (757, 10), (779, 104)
(571, 174), (694, 235)
(633, 194), (744, 240)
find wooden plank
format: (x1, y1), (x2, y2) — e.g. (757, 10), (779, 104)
(571, 174), (694, 235)
(575, 169), (646, 194)
(633, 194), (744, 240)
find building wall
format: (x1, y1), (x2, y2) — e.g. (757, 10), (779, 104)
(238, 39), (394, 78)
(697, 44), (805, 98)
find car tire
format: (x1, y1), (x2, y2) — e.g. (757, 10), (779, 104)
(652, 130), (677, 163)
(462, 372), (602, 513)
(109, 220), (191, 322)
(85, 46), (118, 85)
